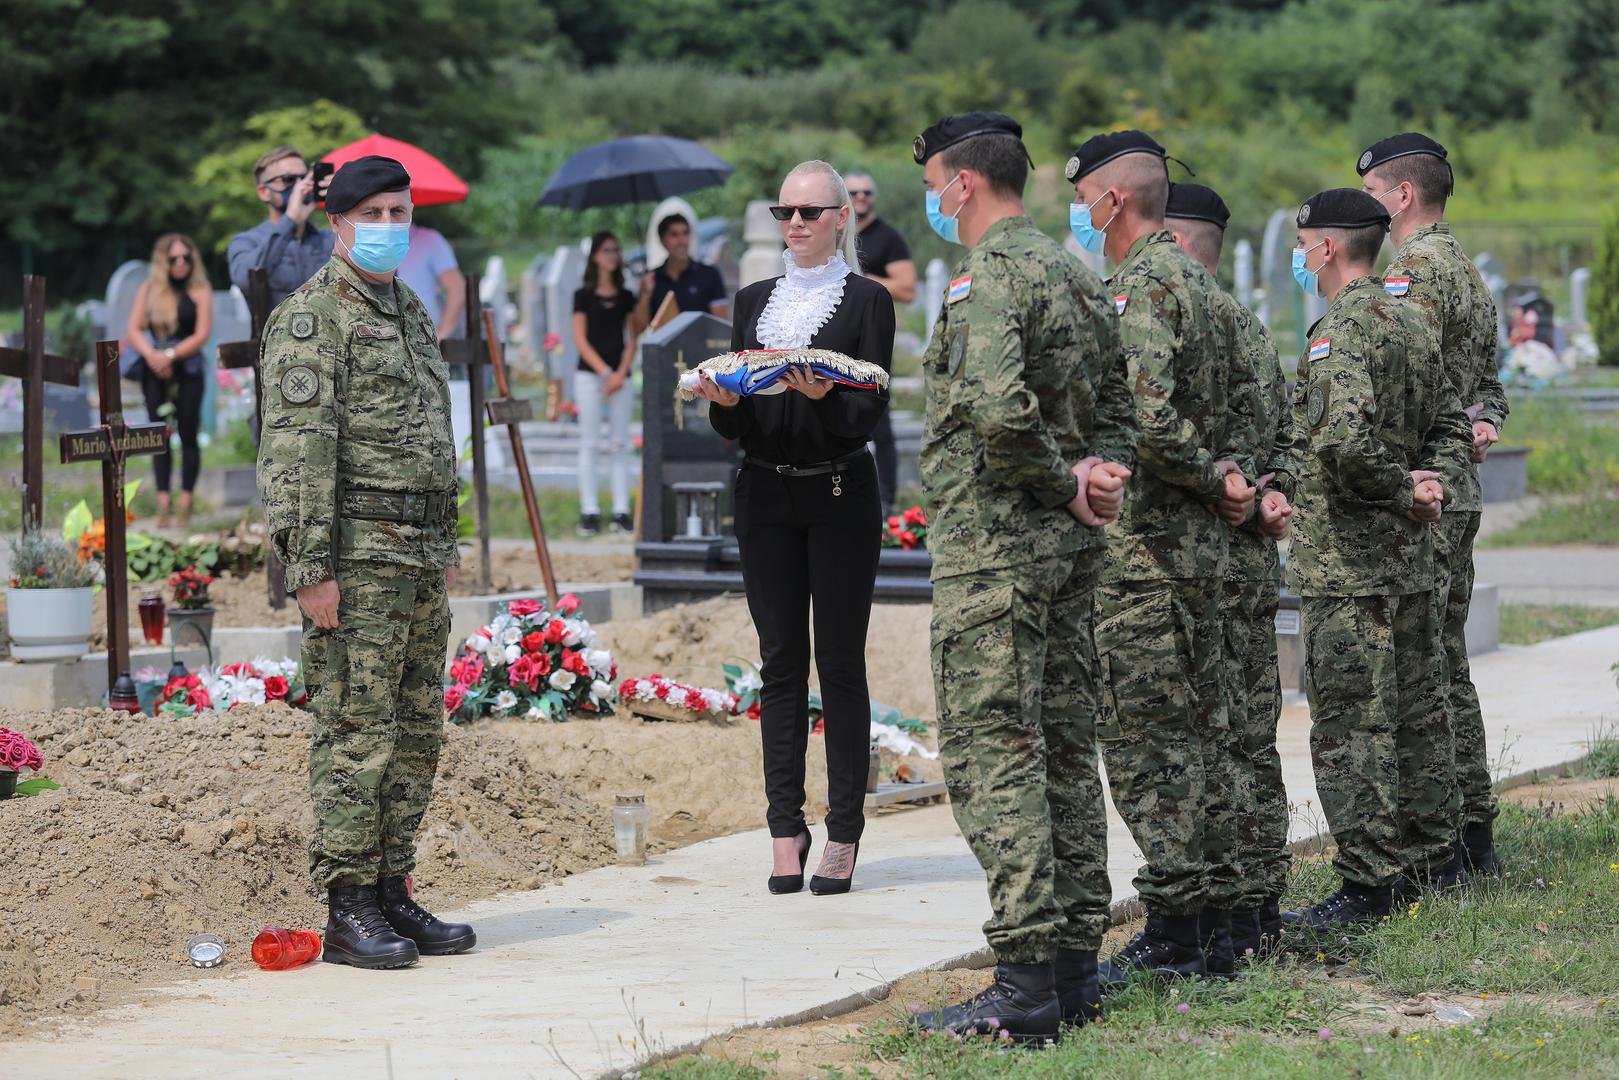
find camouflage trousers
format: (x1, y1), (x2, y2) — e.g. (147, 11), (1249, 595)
(932, 555), (1112, 961)
(1302, 591), (1457, 888)
(303, 559), (451, 889)
(1436, 511), (1493, 827)
(1219, 573), (1290, 904)
(1095, 577), (1227, 916)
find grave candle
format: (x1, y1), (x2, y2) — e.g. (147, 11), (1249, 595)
(138, 589), (165, 645)
(612, 792), (649, 865)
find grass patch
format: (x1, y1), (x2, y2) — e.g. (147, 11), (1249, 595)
(1499, 399), (1619, 496)
(1479, 493), (1619, 548)
(1498, 604), (1619, 644)
(469, 487), (635, 540)
(1586, 723), (1619, 779)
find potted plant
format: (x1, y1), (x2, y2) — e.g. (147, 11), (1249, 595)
(6, 527), (99, 661)
(0, 727), (45, 799)
(167, 565), (216, 647)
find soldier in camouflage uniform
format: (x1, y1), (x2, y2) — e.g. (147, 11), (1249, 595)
(1067, 132), (1257, 989)
(909, 113), (1137, 1042)
(1270, 189), (1473, 931)
(1165, 183), (1292, 960)
(1358, 134), (1510, 879)
(257, 156), (475, 969)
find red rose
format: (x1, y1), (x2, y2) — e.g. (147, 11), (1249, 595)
(562, 649), (590, 677)
(521, 631), (546, 655)
(458, 656), (484, 687)
(294, 693), (308, 706)
(443, 684), (466, 712)
(887, 515), (902, 530)
(619, 678), (639, 698)
(220, 662), (253, 677)
(187, 686), (212, 709)
(903, 506), (928, 527)
(653, 680), (671, 700)
(508, 654), (543, 692)
(557, 593), (581, 615)
(532, 652), (552, 676)
(746, 702), (761, 721)
(263, 675), (290, 701)
(899, 530), (918, 549)
(542, 619), (567, 645)
(683, 688), (705, 711)
(507, 599), (542, 618)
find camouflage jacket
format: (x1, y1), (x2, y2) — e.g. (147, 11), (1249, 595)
(256, 255), (459, 593)
(1213, 291), (1285, 583)
(1103, 230), (1244, 583)
(1272, 276), (1473, 597)
(1385, 222), (1507, 512)
(920, 215), (1137, 580)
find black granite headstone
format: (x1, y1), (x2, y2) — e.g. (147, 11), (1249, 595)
(637, 311), (739, 545)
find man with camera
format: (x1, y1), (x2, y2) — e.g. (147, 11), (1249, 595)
(228, 145), (336, 307)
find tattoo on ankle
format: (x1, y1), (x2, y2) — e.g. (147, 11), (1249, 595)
(818, 841), (856, 878)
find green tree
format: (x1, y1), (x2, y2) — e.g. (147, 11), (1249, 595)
(1591, 200), (1619, 366)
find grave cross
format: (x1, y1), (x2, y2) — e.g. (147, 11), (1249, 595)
(481, 308), (558, 608)
(216, 267), (272, 433)
(0, 276), (80, 528)
(59, 341), (167, 697)
(439, 272), (492, 591)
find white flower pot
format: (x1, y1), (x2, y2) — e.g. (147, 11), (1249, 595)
(6, 586), (95, 661)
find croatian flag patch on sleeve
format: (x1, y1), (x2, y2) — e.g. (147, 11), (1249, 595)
(1384, 276), (1411, 296)
(1308, 338), (1331, 361)
(948, 275), (973, 304)
(1114, 294), (1129, 315)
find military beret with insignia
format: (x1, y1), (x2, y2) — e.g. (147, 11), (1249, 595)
(913, 112), (1031, 166)
(1064, 130), (1165, 183)
(1165, 182), (1229, 229)
(1295, 188), (1391, 231)
(1356, 131), (1453, 195)
(324, 155), (412, 214)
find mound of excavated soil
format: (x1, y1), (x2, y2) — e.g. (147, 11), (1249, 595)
(0, 702), (612, 1034)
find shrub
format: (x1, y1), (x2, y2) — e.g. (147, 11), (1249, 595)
(1591, 199), (1619, 365)
(7, 528), (98, 590)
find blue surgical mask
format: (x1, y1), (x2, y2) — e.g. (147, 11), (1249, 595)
(925, 174), (964, 245)
(339, 218), (412, 274)
(1292, 240), (1326, 298)
(1069, 192), (1117, 255)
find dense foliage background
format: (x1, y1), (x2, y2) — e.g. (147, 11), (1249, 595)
(3, 0), (1616, 324)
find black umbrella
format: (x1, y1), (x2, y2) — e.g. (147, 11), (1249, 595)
(536, 135), (735, 210)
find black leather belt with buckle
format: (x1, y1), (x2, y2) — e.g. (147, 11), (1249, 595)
(342, 488), (457, 524)
(744, 450), (869, 478)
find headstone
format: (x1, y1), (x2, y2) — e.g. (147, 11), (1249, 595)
(216, 268), (272, 433)
(1569, 267), (1591, 332)
(1061, 232), (1107, 279)
(440, 273), (495, 591)
(480, 256), (510, 342)
(102, 260), (149, 346)
(1256, 208), (1293, 330)
(643, 197), (701, 272)
(922, 258), (948, 346)
(518, 253), (551, 371)
(543, 244), (587, 401)
(635, 311), (737, 547)
(740, 201), (783, 290)
(1234, 238), (1255, 308)
(0, 276), (82, 527)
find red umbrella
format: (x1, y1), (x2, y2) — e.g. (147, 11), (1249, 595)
(322, 133), (469, 207)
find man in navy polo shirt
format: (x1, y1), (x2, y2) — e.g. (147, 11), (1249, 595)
(636, 214), (729, 326)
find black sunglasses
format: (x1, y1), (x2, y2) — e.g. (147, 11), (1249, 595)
(768, 204), (841, 222)
(168, 254), (192, 266)
(261, 171), (306, 189)
(847, 188), (875, 197)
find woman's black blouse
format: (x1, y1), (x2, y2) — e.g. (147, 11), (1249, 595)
(708, 273), (894, 466)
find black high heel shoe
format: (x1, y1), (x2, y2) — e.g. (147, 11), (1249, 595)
(810, 840), (859, 896)
(768, 830), (813, 894)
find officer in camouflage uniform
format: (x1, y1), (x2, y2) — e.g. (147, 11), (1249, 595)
(1357, 133), (1510, 880)
(1067, 132), (1256, 989)
(1270, 189), (1473, 931)
(1164, 182), (1291, 960)
(909, 113), (1137, 1042)
(257, 156), (475, 969)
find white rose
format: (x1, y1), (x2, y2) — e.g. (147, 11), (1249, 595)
(503, 643), (522, 665)
(591, 679), (614, 701)
(584, 649), (613, 675)
(525, 705), (545, 720)
(548, 668), (577, 692)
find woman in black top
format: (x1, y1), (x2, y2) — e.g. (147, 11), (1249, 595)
(125, 233), (214, 528)
(692, 160), (894, 895)
(571, 231), (639, 535)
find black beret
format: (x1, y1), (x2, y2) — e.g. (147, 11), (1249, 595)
(913, 112), (1026, 165)
(324, 155), (412, 214)
(1295, 188), (1391, 231)
(1065, 130), (1164, 184)
(1357, 132), (1447, 176)
(1165, 182), (1229, 229)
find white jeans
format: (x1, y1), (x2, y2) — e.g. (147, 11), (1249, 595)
(575, 370), (633, 515)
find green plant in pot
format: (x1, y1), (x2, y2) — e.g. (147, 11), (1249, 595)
(6, 527), (100, 661)
(167, 565), (217, 648)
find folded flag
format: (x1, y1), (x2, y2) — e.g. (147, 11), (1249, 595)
(677, 348), (889, 399)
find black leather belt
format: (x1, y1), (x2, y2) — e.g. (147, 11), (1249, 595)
(342, 488), (457, 523)
(745, 450), (869, 478)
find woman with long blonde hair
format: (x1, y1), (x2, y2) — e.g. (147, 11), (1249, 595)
(124, 233), (213, 527)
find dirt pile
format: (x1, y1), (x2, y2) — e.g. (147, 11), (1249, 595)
(0, 703), (613, 1033)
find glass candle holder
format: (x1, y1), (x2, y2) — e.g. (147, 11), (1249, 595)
(138, 589), (166, 645)
(612, 792), (649, 865)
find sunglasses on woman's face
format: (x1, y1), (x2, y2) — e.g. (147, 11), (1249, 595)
(169, 254), (192, 267)
(768, 205), (840, 222)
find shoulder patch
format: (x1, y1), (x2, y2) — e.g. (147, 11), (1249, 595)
(290, 312), (315, 339)
(1306, 381), (1327, 428)
(1308, 337), (1331, 361)
(948, 275), (973, 304)
(1114, 294), (1129, 315)
(948, 327), (968, 377)
(1384, 276), (1411, 296)
(279, 364), (320, 406)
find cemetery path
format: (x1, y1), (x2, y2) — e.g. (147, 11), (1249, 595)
(1474, 545), (1619, 606)
(3, 625), (1614, 1078)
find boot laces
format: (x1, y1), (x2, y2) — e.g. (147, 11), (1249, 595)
(389, 894), (440, 926)
(346, 903), (395, 938)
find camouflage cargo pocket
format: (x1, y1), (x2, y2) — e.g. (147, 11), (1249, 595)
(1093, 586), (1192, 740)
(930, 581), (1020, 733)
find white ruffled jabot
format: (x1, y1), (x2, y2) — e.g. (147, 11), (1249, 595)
(754, 251), (851, 349)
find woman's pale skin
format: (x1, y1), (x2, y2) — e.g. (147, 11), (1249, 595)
(571, 238), (639, 397)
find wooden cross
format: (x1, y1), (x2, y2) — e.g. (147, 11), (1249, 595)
(481, 308), (558, 608)
(438, 272), (492, 591)
(59, 341), (167, 697)
(0, 276), (80, 528)
(216, 267), (272, 434)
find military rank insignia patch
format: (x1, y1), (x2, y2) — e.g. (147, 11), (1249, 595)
(1308, 338), (1331, 361)
(279, 364), (320, 406)
(948, 328), (967, 376)
(290, 312), (315, 339)
(1306, 382), (1327, 427)
(1113, 294), (1128, 315)
(948, 275), (973, 304)
(1383, 276), (1411, 296)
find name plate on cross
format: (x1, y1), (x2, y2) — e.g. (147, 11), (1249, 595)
(484, 397), (534, 426)
(59, 423), (168, 463)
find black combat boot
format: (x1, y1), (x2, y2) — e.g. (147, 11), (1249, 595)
(1098, 913), (1205, 993)
(1393, 851), (1471, 903)
(913, 961), (1059, 1045)
(324, 886), (420, 969)
(1055, 948), (1102, 1026)
(1282, 881), (1393, 931)
(1229, 907), (1263, 960)
(379, 876), (478, 955)
(1198, 909), (1236, 977)
(1459, 821), (1503, 878)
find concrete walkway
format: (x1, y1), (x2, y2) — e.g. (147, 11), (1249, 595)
(1473, 545), (1619, 607)
(5, 625), (1617, 1079)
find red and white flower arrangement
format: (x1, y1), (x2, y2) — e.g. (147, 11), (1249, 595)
(0, 727), (44, 773)
(881, 505), (929, 550)
(617, 674), (738, 717)
(445, 594), (616, 722)
(137, 659), (307, 716)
